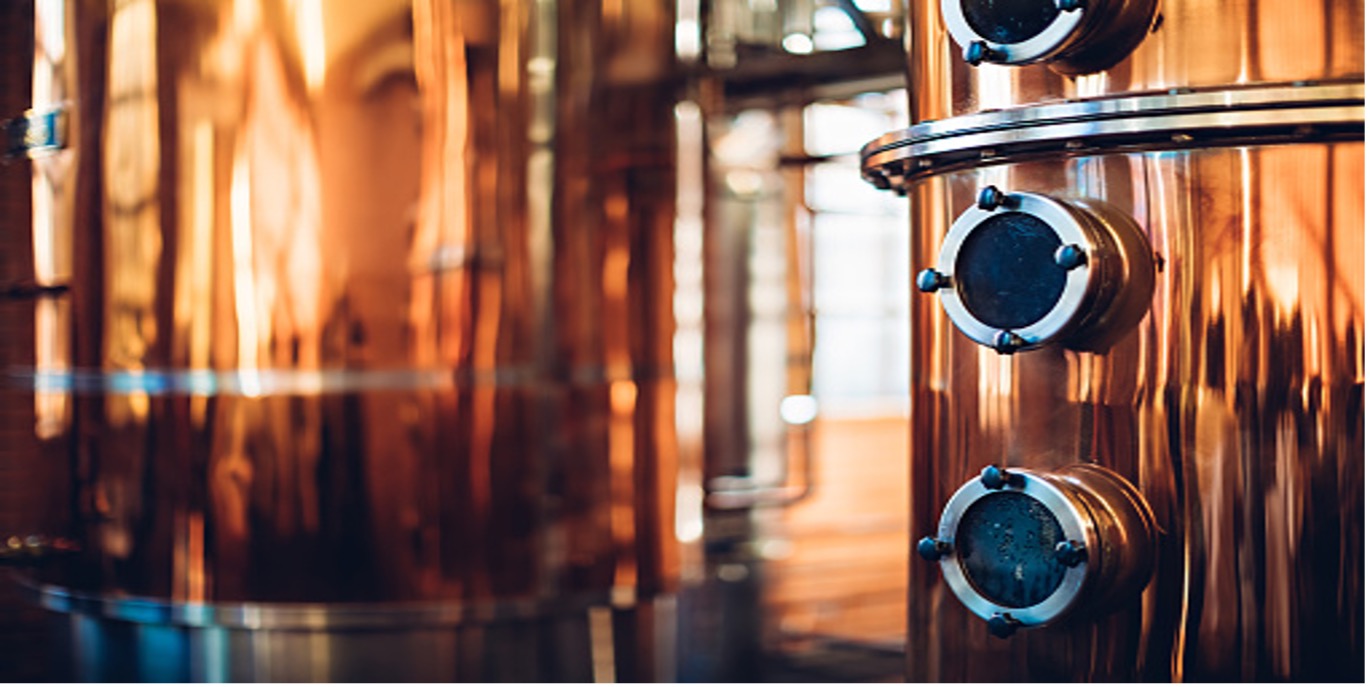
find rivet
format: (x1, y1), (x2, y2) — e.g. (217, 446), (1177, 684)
(963, 41), (1002, 66)
(979, 465), (1021, 490)
(988, 613), (1021, 639)
(1054, 244), (1087, 270)
(993, 330), (1026, 354)
(917, 537), (951, 561)
(916, 268), (950, 293)
(1055, 540), (1087, 567)
(977, 185), (1007, 211)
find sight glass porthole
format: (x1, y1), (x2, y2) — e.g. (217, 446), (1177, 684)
(917, 464), (1158, 637)
(916, 188), (1154, 354)
(941, 0), (1157, 73)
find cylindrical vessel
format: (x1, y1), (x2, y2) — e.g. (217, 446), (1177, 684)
(11, 0), (679, 680)
(866, 0), (1363, 680)
(908, 0), (1364, 121)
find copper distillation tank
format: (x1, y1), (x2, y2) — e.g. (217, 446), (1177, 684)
(861, 0), (1363, 680)
(1, 0), (680, 680)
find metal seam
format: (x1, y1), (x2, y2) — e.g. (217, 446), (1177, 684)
(862, 110), (1363, 184)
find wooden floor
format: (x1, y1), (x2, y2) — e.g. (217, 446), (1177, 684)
(759, 414), (910, 649)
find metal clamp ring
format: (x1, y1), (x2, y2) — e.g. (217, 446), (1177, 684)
(935, 467), (1094, 627)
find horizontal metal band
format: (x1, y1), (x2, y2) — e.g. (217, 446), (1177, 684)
(5, 364), (666, 396)
(861, 82), (1364, 187)
(24, 579), (609, 630)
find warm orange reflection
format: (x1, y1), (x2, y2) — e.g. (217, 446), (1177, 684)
(31, 0), (679, 612)
(762, 415), (909, 644)
(907, 142), (1364, 681)
(911, 0), (1364, 121)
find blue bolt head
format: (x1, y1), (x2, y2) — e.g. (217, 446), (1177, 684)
(993, 330), (1026, 354)
(1054, 243), (1088, 270)
(980, 465), (1020, 490)
(988, 613), (1021, 638)
(963, 41), (1001, 66)
(1055, 540), (1087, 567)
(977, 185), (1006, 210)
(916, 268), (950, 293)
(917, 537), (950, 561)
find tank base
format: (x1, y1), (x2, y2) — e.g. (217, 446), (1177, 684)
(30, 583), (629, 682)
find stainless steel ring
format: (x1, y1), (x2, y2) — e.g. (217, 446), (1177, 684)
(935, 192), (1099, 351)
(935, 471), (1094, 627)
(22, 578), (610, 630)
(861, 82), (1365, 186)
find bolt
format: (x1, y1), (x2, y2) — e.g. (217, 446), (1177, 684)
(963, 41), (1002, 66)
(917, 537), (951, 561)
(993, 330), (1026, 354)
(1054, 244), (1087, 270)
(1056, 0), (1085, 10)
(977, 185), (1008, 211)
(979, 465), (1021, 490)
(988, 613), (1021, 639)
(1055, 540), (1087, 567)
(916, 268), (951, 293)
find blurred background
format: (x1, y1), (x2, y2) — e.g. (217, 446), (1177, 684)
(0, 0), (912, 681)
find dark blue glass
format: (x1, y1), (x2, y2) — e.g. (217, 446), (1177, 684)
(960, 0), (1060, 44)
(955, 212), (1065, 329)
(956, 491), (1067, 608)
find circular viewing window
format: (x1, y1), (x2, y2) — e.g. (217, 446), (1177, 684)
(955, 491), (1068, 608)
(954, 212), (1066, 330)
(921, 189), (1155, 353)
(959, 0), (1060, 45)
(922, 464), (1159, 635)
(940, 0), (1158, 72)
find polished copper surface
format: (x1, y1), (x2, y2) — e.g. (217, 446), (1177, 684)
(23, 0), (678, 608)
(1046, 463), (1157, 616)
(908, 0), (1364, 121)
(906, 142), (1363, 680)
(1, 2), (72, 681)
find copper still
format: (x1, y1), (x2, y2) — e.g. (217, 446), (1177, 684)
(3, 0), (679, 680)
(862, 0), (1363, 680)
